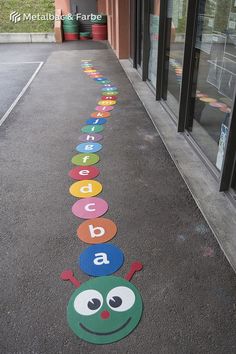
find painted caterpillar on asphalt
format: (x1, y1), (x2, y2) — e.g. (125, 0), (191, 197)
(61, 60), (143, 344)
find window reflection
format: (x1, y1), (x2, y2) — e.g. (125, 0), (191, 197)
(148, 0), (160, 87)
(165, 0), (188, 116)
(189, 0), (236, 171)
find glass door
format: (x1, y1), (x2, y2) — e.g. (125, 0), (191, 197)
(147, 0), (160, 88)
(187, 0), (236, 172)
(164, 0), (188, 117)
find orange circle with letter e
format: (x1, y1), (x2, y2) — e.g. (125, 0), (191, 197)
(77, 218), (118, 244)
(98, 100), (116, 106)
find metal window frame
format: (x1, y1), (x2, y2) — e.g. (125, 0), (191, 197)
(130, 0), (138, 68)
(136, 0), (143, 70)
(129, 0), (236, 192)
(156, 0), (167, 100)
(219, 99), (236, 191)
(142, 0), (150, 81)
(178, 0), (200, 132)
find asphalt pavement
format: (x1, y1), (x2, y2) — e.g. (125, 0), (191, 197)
(1, 42), (236, 354)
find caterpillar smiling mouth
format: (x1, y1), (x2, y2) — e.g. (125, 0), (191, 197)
(79, 317), (131, 336)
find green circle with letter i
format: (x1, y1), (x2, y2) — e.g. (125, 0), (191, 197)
(82, 125), (104, 134)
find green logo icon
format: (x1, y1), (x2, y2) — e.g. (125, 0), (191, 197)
(61, 262), (143, 344)
(71, 153), (100, 166)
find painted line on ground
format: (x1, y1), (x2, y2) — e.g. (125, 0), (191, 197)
(0, 61), (44, 128)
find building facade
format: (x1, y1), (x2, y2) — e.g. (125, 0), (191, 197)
(55, 0), (236, 199)
(101, 0), (236, 200)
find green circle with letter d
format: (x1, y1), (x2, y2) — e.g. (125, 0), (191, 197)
(72, 154), (100, 166)
(67, 276), (143, 344)
(82, 125), (104, 134)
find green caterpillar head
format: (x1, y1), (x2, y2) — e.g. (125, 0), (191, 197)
(61, 262), (143, 344)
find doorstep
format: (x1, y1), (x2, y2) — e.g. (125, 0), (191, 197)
(120, 59), (236, 273)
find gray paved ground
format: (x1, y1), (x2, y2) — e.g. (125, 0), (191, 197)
(1, 42), (236, 354)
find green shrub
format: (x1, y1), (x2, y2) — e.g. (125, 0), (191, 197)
(0, 0), (55, 33)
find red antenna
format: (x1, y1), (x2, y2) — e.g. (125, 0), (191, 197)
(60, 270), (81, 288)
(124, 262), (143, 281)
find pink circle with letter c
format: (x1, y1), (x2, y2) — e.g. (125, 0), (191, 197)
(72, 197), (109, 219)
(96, 105), (114, 112)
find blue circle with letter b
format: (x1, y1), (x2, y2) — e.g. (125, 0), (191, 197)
(78, 244), (124, 276)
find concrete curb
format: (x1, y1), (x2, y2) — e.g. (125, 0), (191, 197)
(0, 32), (55, 43)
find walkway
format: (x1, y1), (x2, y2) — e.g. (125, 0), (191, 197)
(1, 42), (236, 353)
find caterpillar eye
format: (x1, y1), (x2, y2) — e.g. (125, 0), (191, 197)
(109, 296), (122, 308)
(88, 298), (101, 310)
(74, 290), (103, 316)
(107, 287), (135, 312)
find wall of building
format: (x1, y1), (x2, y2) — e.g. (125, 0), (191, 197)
(55, 0), (130, 59)
(97, 0), (107, 13)
(97, 0), (130, 59)
(55, 0), (71, 15)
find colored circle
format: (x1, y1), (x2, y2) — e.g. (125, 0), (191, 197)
(86, 118), (107, 125)
(79, 133), (103, 142)
(81, 125), (104, 133)
(220, 106), (231, 113)
(67, 275), (143, 344)
(102, 87), (118, 92)
(70, 180), (103, 198)
(77, 218), (117, 244)
(210, 102), (227, 108)
(76, 142), (103, 153)
(98, 100), (116, 106)
(94, 78), (108, 81)
(199, 97), (217, 103)
(97, 80), (111, 85)
(84, 68), (96, 71)
(84, 69), (97, 72)
(196, 93), (207, 98)
(91, 74), (103, 78)
(96, 106), (114, 112)
(78, 244), (124, 277)
(101, 91), (118, 96)
(91, 111), (111, 118)
(88, 72), (101, 75)
(69, 166), (100, 180)
(72, 197), (109, 219)
(71, 154), (100, 166)
(101, 96), (118, 100)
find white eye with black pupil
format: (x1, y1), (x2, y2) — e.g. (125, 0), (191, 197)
(109, 296), (122, 308)
(88, 298), (101, 310)
(74, 290), (103, 316)
(106, 286), (135, 312)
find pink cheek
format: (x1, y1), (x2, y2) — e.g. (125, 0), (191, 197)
(100, 310), (110, 320)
